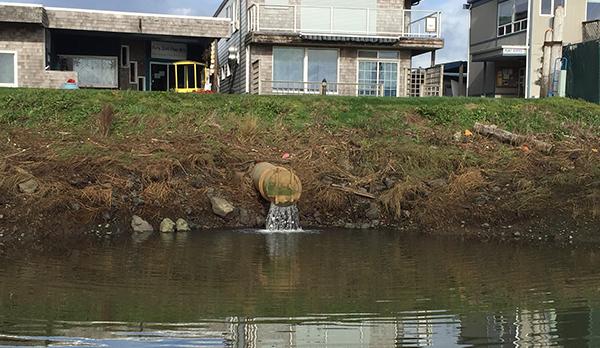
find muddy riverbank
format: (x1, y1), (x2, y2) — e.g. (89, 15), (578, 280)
(0, 90), (598, 252)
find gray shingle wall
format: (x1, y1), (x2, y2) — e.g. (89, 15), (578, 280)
(0, 23), (45, 88)
(0, 23), (79, 88)
(46, 9), (231, 39)
(0, 4), (46, 25)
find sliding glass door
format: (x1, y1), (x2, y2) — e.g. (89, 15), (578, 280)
(272, 47), (338, 92)
(358, 60), (398, 97)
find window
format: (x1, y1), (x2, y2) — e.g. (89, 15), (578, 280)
(120, 45), (129, 68)
(498, 0), (528, 37)
(588, 0), (600, 21)
(60, 55), (118, 88)
(272, 47), (338, 92)
(138, 76), (146, 91)
(129, 61), (138, 84)
(307, 49), (337, 90)
(0, 51), (17, 87)
(224, 0), (239, 33)
(541, 0), (566, 16)
(357, 51), (399, 97)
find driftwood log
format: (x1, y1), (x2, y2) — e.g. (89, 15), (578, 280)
(473, 123), (554, 154)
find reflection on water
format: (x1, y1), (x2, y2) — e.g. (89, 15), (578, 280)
(1, 229), (600, 347)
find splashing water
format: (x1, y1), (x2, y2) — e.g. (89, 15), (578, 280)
(266, 203), (301, 231)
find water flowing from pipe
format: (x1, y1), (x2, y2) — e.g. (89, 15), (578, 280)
(266, 203), (301, 231)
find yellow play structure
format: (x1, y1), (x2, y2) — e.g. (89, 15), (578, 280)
(173, 61), (210, 93)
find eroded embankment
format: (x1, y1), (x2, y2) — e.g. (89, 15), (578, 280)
(0, 90), (598, 252)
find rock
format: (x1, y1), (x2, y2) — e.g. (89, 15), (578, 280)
(160, 218), (176, 233)
(360, 223), (371, 230)
(176, 218), (190, 232)
(365, 203), (380, 220)
(383, 177), (395, 189)
(426, 178), (447, 189)
(344, 223), (357, 229)
(255, 215), (266, 228)
(131, 215), (154, 233)
(453, 131), (463, 142)
(238, 208), (253, 226)
(18, 179), (39, 194)
(210, 196), (235, 218)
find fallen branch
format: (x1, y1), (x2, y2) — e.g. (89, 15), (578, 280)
(473, 123), (554, 154)
(331, 184), (376, 199)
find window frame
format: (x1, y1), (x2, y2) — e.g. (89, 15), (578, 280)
(129, 61), (138, 84)
(540, 0), (567, 17)
(356, 50), (400, 97)
(497, 0), (529, 37)
(587, 0), (600, 21)
(120, 45), (130, 68)
(271, 46), (340, 93)
(138, 76), (146, 91)
(0, 50), (18, 88)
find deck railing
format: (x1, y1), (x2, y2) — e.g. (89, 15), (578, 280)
(583, 20), (600, 42)
(259, 80), (385, 97)
(248, 4), (441, 39)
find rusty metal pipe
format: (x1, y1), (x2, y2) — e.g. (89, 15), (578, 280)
(252, 162), (302, 206)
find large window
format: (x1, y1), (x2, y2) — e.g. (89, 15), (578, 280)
(498, 0), (528, 37)
(272, 47), (338, 92)
(588, 0), (600, 21)
(541, 0), (566, 16)
(357, 51), (399, 97)
(0, 51), (17, 87)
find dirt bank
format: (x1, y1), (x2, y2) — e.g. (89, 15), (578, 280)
(0, 90), (598, 252)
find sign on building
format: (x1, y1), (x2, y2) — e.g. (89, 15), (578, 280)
(151, 41), (187, 60)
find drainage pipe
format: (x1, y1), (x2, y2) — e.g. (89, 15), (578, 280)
(252, 162), (302, 206)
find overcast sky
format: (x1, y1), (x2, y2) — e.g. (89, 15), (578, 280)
(3, 0), (468, 66)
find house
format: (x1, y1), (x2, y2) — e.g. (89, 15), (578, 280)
(0, 2), (230, 90)
(467, 0), (597, 98)
(214, 0), (444, 97)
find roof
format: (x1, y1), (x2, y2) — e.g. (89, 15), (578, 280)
(0, 2), (231, 39)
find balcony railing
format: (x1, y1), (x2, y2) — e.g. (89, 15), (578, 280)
(248, 4), (441, 39)
(583, 20), (600, 42)
(259, 80), (385, 97)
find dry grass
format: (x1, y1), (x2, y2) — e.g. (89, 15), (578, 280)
(80, 184), (113, 207)
(380, 178), (424, 219)
(97, 104), (115, 137)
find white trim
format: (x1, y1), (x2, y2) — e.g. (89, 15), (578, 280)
(138, 76), (146, 91)
(245, 46), (250, 93)
(271, 46), (340, 92)
(129, 61), (138, 84)
(355, 50), (401, 97)
(0, 50), (18, 88)
(540, 0), (567, 17)
(120, 45), (130, 68)
(149, 62), (173, 91)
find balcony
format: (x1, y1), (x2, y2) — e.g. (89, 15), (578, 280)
(247, 4), (442, 39)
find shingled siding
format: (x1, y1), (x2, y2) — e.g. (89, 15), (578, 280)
(217, 0), (249, 94)
(0, 23), (79, 88)
(0, 23), (45, 88)
(0, 4), (47, 25)
(46, 9), (231, 39)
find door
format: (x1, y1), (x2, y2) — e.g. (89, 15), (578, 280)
(151, 63), (168, 91)
(358, 61), (398, 96)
